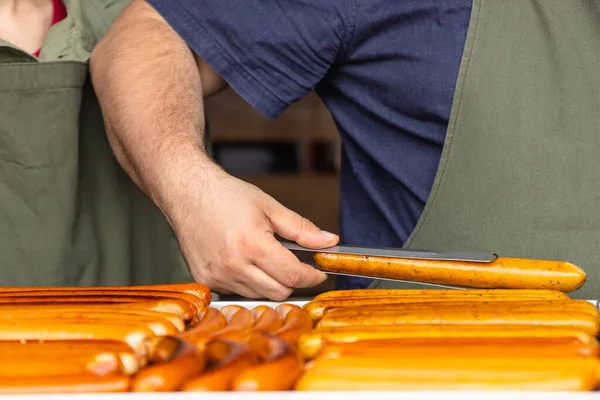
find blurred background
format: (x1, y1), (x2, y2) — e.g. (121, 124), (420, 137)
(205, 89), (341, 298)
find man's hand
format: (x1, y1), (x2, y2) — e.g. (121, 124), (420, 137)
(168, 162), (338, 300)
(90, 0), (337, 300)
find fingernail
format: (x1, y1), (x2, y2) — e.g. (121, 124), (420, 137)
(320, 230), (337, 238)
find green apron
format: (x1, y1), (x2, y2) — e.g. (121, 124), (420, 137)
(372, 0), (600, 300)
(0, 0), (193, 286)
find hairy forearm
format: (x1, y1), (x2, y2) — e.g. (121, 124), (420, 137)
(90, 0), (212, 220)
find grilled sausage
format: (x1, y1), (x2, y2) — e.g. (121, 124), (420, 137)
(0, 296), (195, 323)
(194, 306), (255, 346)
(295, 357), (600, 391)
(0, 301), (191, 323)
(251, 306), (283, 333)
(232, 334), (304, 391)
(0, 340), (141, 372)
(119, 283), (211, 310)
(181, 339), (259, 391)
(314, 300), (600, 317)
(312, 337), (600, 360)
(312, 288), (570, 301)
(0, 352), (139, 377)
(210, 306), (284, 344)
(0, 282), (211, 309)
(7, 316), (177, 337)
(0, 375), (131, 393)
(132, 336), (205, 392)
(180, 308), (228, 343)
(0, 355), (118, 378)
(0, 290), (204, 324)
(298, 326), (595, 359)
(0, 313), (181, 335)
(0, 339), (133, 355)
(316, 302), (600, 335)
(0, 308), (184, 331)
(314, 253), (586, 292)
(305, 293), (575, 321)
(0, 321), (155, 355)
(272, 304), (313, 346)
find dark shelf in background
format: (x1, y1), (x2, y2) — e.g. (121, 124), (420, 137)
(213, 141), (300, 174)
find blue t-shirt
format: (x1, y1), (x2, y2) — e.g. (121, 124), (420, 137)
(147, 0), (472, 289)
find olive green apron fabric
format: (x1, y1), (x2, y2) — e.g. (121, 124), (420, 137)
(0, 0), (193, 286)
(372, 0), (600, 299)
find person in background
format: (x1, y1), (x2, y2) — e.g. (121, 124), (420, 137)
(0, 0), (191, 286)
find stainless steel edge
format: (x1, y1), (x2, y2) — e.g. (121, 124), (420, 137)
(281, 240), (497, 263)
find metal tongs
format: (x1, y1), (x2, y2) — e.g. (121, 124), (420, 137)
(280, 239), (498, 290)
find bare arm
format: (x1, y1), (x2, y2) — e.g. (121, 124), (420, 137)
(90, 0), (224, 208)
(90, 0), (338, 300)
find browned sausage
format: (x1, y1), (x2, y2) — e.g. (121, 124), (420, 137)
(0, 340), (141, 372)
(0, 352), (139, 377)
(195, 306), (255, 346)
(0, 316), (177, 337)
(0, 313), (181, 336)
(0, 339), (134, 355)
(0, 296), (195, 323)
(316, 302), (600, 336)
(181, 339), (259, 391)
(0, 283), (212, 309)
(180, 308), (227, 343)
(0, 321), (156, 355)
(298, 326), (596, 360)
(221, 305), (252, 323)
(0, 290), (204, 323)
(272, 304), (313, 346)
(251, 306), (283, 333)
(312, 337), (600, 361)
(312, 288), (570, 301)
(314, 253), (586, 292)
(0, 307), (184, 331)
(314, 300), (600, 316)
(0, 375), (131, 393)
(218, 306), (286, 343)
(144, 283), (212, 311)
(101, 352), (141, 375)
(0, 301), (192, 323)
(295, 356), (600, 391)
(0, 355), (118, 378)
(305, 294), (578, 321)
(132, 336), (205, 392)
(232, 334), (304, 391)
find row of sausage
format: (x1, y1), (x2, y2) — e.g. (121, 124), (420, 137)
(0, 284), (598, 391)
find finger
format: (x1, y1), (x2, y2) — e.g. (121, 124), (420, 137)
(231, 263), (295, 302)
(252, 233), (327, 289)
(264, 200), (339, 249)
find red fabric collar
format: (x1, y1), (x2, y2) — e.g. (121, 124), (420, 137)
(50, 0), (67, 25)
(33, 0), (67, 57)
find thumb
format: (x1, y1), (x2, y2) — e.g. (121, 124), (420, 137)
(265, 200), (339, 248)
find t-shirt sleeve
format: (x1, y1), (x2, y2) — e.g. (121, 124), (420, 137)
(146, 0), (354, 118)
